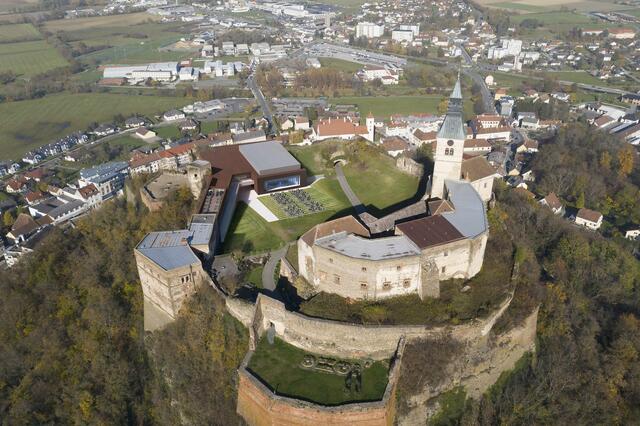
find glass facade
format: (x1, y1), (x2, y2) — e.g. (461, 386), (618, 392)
(264, 175), (300, 192)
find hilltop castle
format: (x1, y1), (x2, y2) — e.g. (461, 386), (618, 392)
(298, 77), (496, 300)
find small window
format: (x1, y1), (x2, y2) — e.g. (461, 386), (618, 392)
(361, 267), (367, 272)
(333, 274), (340, 284)
(444, 251), (448, 257)
(403, 279), (411, 288)
(383, 281), (391, 290)
(484, 182), (488, 188)
(329, 258), (333, 264)
(360, 282), (368, 290)
(441, 266), (446, 274)
(396, 265), (402, 271)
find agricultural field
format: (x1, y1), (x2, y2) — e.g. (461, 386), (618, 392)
(545, 71), (605, 85)
(43, 15), (188, 65)
(0, 0), (38, 13)
(0, 93), (190, 160)
(0, 23), (40, 43)
(480, 0), (629, 13)
(0, 40), (68, 77)
(329, 95), (441, 119)
(248, 337), (389, 405)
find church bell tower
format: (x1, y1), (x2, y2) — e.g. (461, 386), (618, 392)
(431, 75), (465, 199)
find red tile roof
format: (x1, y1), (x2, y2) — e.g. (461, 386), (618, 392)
(396, 215), (464, 249)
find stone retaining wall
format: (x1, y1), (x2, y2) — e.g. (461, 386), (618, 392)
(236, 338), (404, 426)
(244, 293), (513, 360)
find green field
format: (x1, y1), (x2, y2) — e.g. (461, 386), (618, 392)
(248, 337), (389, 405)
(0, 93), (190, 160)
(0, 40), (68, 77)
(488, 1), (548, 11)
(246, 265), (264, 288)
(329, 95), (441, 119)
(223, 178), (352, 254)
(288, 142), (338, 176)
(318, 58), (362, 72)
(545, 71), (606, 85)
(0, 23), (40, 43)
(342, 152), (420, 214)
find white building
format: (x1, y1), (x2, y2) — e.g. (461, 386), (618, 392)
(355, 22), (385, 38)
(575, 208), (603, 230)
(392, 30), (414, 42)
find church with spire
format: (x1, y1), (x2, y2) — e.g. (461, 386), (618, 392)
(430, 75), (498, 203)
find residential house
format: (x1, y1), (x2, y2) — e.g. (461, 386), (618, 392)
(381, 137), (410, 157)
(163, 110), (186, 121)
(94, 124), (117, 137)
(129, 152), (162, 175)
(311, 116), (374, 142)
(575, 208), (603, 230)
(624, 228), (639, 240)
(125, 117), (146, 128)
(463, 138), (491, 155)
(135, 127), (157, 140)
(539, 192), (564, 215)
(411, 129), (437, 146)
(78, 161), (129, 201)
(232, 129), (267, 144)
(294, 116), (310, 130)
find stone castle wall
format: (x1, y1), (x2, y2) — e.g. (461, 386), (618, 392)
(245, 293), (514, 360)
(396, 156), (424, 177)
(236, 339), (404, 426)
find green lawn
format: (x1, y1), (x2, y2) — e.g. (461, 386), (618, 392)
(246, 265), (264, 288)
(288, 142), (340, 176)
(248, 337), (389, 405)
(223, 179), (353, 254)
(0, 40), (68, 77)
(0, 93), (190, 160)
(318, 58), (362, 73)
(342, 151), (420, 213)
(510, 11), (593, 25)
(154, 125), (182, 140)
(329, 95), (441, 119)
(0, 23), (41, 43)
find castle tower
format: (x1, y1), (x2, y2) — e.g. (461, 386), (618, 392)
(431, 75), (466, 199)
(366, 112), (375, 141)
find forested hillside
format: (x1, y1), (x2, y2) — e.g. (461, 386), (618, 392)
(0, 188), (246, 424)
(456, 125), (640, 424)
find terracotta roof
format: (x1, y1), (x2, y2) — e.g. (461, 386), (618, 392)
(476, 114), (501, 122)
(10, 213), (39, 238)
(129, 152), (161, 169)
(594, 115), (614, 126)
(78, 184), (99, 199)
(24, 168), (47, 180)
(577, 208), (602, 223)
(25, 191), (45, 204)
(523, 139), (539, 149)
(413, 129), (437, 142)
(314, 118), (368, 137)
(396, 215), (464, 249)
(461, 156), (497, 181)
(428, 199), (454, 215)
(381, 137), (409, 152)
(301, 216), (370, 247)
(6, 179), (25, 191)
(543, 192), (562, 210)
(464, 138), (491, 149)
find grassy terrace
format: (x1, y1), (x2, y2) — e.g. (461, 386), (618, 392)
(341, 144), (421, 214)
(318, 58), (362, 73)
(248, 337), (389, 405)
(0, 23), (41, 43)
(222, 178), (353, 254)
(0, 93), (190, 160)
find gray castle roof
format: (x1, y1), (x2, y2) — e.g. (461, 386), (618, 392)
(441, 180), (488, 239)
(437, 76), (466, 141)
(315, 231), (420, 261)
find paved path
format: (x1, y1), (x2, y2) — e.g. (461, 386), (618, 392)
(262, 245), (289, 291)
(335, 163), (365, 214)
(241, 189), (279, 222)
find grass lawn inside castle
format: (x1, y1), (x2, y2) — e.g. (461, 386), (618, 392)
(247, 337), (390, 405)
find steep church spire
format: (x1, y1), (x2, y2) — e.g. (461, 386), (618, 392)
(437, 74), (466, 141)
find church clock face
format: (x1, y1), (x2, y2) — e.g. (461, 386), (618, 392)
(447, 140), (454, 146)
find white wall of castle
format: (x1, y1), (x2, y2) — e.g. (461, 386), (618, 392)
(468, 175), (495, 203)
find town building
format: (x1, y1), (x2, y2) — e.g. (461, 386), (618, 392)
(311, 115), (375, 142)
(575, 208), (603, 230)
(355, 22), (385, 38)
(78, 161), (129, 201)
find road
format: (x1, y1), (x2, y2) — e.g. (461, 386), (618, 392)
(457, 42), (497, 114)
(335, 163), (365, 215)
(261, 245), (288, 291)
(246, 62), (274, 134)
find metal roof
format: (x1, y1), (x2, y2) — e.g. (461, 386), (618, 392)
(79, 161), (128, 184)
(239, 141), (301, 176)
(315, 231), (421, 261)
(136, 230), (200, 271)
(189, 222), (214, 246)
(442, 180), (488, 239)
(437, 76), (466, 141)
